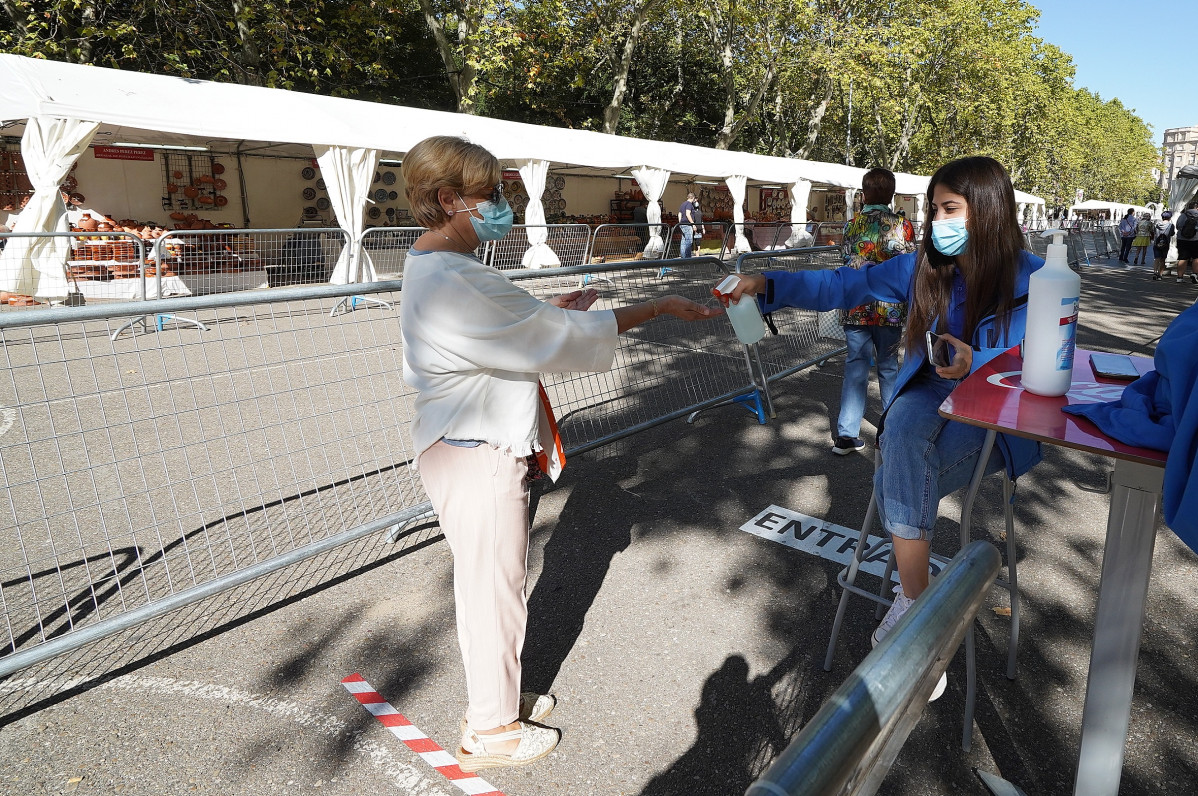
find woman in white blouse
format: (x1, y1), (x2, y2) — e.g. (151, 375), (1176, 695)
(400, 136), (720, 772)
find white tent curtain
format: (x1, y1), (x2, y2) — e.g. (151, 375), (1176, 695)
(915, 194), (927, 225)
(1170, 165), (1198, 215)
(845, 188), (858, 220)
(1017, 202), (1027, 229)
(518, 159), (560, 269)
(315, 145), (380, 284)
(631, 165), (670, 256)
(4, 116), (100, 299)
(726, 175), (751, 254)
(785, 180), (814, 247)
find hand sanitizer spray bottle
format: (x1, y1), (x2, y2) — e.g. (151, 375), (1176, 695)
(1022, 229), (1080, 396)
(713, 274), (767, 344)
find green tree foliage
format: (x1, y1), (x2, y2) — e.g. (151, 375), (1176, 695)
(1, 0), (1160, 203)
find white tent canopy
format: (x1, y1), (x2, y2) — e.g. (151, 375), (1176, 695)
(0, 53), (1046, 290)
(1068, 199), (1153, 217)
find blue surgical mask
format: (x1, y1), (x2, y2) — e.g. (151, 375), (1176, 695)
(931, 216), (969, 256)
(456, 194), (514, 241)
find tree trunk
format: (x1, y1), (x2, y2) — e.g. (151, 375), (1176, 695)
(2, 0), (28, 36)
(419, 0), (478, 113)
(230, 0), (263, 86)
(716, 59), (776, 150)
(75, 0), (97, 63)
(795, 76), (834, 159)
(602, 0), (659, 135)
(888, 92), (922, 170)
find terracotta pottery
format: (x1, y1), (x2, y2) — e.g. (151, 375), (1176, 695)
(212, 162), (225, 175)
(173, 170), (184, 179)
(169, 212), (187, 221)
(184, 186), (199, 198)
(214, 195), (228, 207)
(197, 195), (214, 205)
(77, 213), (99, 232)
(213, 178), (227, 191)
(167, 183), (179, 193)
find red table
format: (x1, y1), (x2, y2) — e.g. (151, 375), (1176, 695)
(940, 347), (1165, 796)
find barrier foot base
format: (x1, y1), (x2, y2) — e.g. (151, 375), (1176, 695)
(975, 769), (1028, 796)
(330, 295), (393, 317)
(111, 313), (209, 341)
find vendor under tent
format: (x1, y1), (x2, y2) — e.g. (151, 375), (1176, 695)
(0, 54), (1046, 293)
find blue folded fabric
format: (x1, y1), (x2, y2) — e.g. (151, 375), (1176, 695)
(1062, 303), (1198, 554)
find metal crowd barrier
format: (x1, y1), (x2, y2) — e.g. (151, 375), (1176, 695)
(1, 231), (147, 308)
(360, 226), (425, 278)
(734, 247), (850, 386)
(718, 222), (804, 257)
(663, 221), (731, 259)
(590, 223), (666, 262)
(746, 541), (1001, 796)
(152, 227), (348, 296)
(0, 252), (849, 679)
(482, 223), (592, 270)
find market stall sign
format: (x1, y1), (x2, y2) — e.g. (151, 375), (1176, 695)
(502, 169), (521, 181)
(94, 145), (156, 162)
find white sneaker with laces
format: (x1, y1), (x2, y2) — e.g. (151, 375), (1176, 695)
(872, 584), (948, 702)
(872, 585), (913, 647)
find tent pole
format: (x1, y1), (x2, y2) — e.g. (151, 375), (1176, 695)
(235, 143), (251, 228)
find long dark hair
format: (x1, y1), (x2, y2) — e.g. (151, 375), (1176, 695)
(904, 156), (1026, 355)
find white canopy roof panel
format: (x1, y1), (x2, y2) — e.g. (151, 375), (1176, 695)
(0, 54), (1043, 203)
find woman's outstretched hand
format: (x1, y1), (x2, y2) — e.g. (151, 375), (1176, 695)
(550, 288), (600, 311)
(659, 295), (724, 321)
(935, 332), (973, 380)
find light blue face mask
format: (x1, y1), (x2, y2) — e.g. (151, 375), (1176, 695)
(456, 194), (514, 241)
(931, 216), (969, 256)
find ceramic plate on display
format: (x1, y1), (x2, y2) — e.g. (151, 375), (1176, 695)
(367, 206), (381, 219)
(388, 190), (398, 201)
(316, 197), (331, 210)
(553, 176), (565, 190)
(315, 178), (326, 191)
(212, 162), (226, 175)
(382, 171), (396, 185)
(373, 172), (381, 183)
(301, 166), (316, 180)
(303, 187), (317, 201)
(215, 195), (228, 207)
(303, 206), (318, 217)
(373, 188), (388, 202)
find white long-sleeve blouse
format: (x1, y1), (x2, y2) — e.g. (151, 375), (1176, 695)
(400, 249), (618, 464)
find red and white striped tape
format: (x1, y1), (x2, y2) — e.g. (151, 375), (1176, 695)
(341, 673), (506, 796)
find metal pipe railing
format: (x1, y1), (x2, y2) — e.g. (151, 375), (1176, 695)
(746, 541), (1002, 796)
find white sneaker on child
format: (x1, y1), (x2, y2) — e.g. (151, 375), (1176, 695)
(871, 584), (948, 702)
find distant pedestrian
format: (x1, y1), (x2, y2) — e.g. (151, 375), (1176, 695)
(1175, 200), (1198, 284)
(833, 167), (916, 455)
(1132, 212), (1153, 265)
(679, 192), (698, 258)
(1118, 208), (1137, 263)
(632, 203), (649, 247)
(1151, 211), (1175, 281)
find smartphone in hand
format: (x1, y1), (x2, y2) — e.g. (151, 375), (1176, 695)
(926, 331), (952, 368)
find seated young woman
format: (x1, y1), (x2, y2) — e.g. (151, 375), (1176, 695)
(724, 156), (1044, 700)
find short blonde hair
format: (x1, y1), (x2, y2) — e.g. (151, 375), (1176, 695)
(403, 136), (501, 228)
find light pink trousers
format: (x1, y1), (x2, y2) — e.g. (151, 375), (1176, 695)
(418, 441), (530, 730)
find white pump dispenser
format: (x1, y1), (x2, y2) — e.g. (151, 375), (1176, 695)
(1021, 228), (1080, 396)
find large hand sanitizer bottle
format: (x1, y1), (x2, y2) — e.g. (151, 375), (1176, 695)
(1022, 229), (1080, 396)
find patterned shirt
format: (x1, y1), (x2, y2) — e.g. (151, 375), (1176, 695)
(840, 205), (916, 326)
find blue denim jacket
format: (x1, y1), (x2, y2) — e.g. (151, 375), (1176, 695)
(759, 249), (1046, 479)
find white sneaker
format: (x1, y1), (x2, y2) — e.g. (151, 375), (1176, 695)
(872, 585), (914, 647)
(872, 585), (948, 702)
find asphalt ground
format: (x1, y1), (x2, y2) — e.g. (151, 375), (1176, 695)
(2, 257), (1197, 796)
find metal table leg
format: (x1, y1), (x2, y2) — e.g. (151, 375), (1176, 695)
(1073, 458), (1163, 795)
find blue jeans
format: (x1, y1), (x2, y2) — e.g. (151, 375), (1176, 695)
(838, 325), (902, 439)
(679, 225), (694, 258)
(1119, 236), (1134, 262)
(874, 371), (1004, 541)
